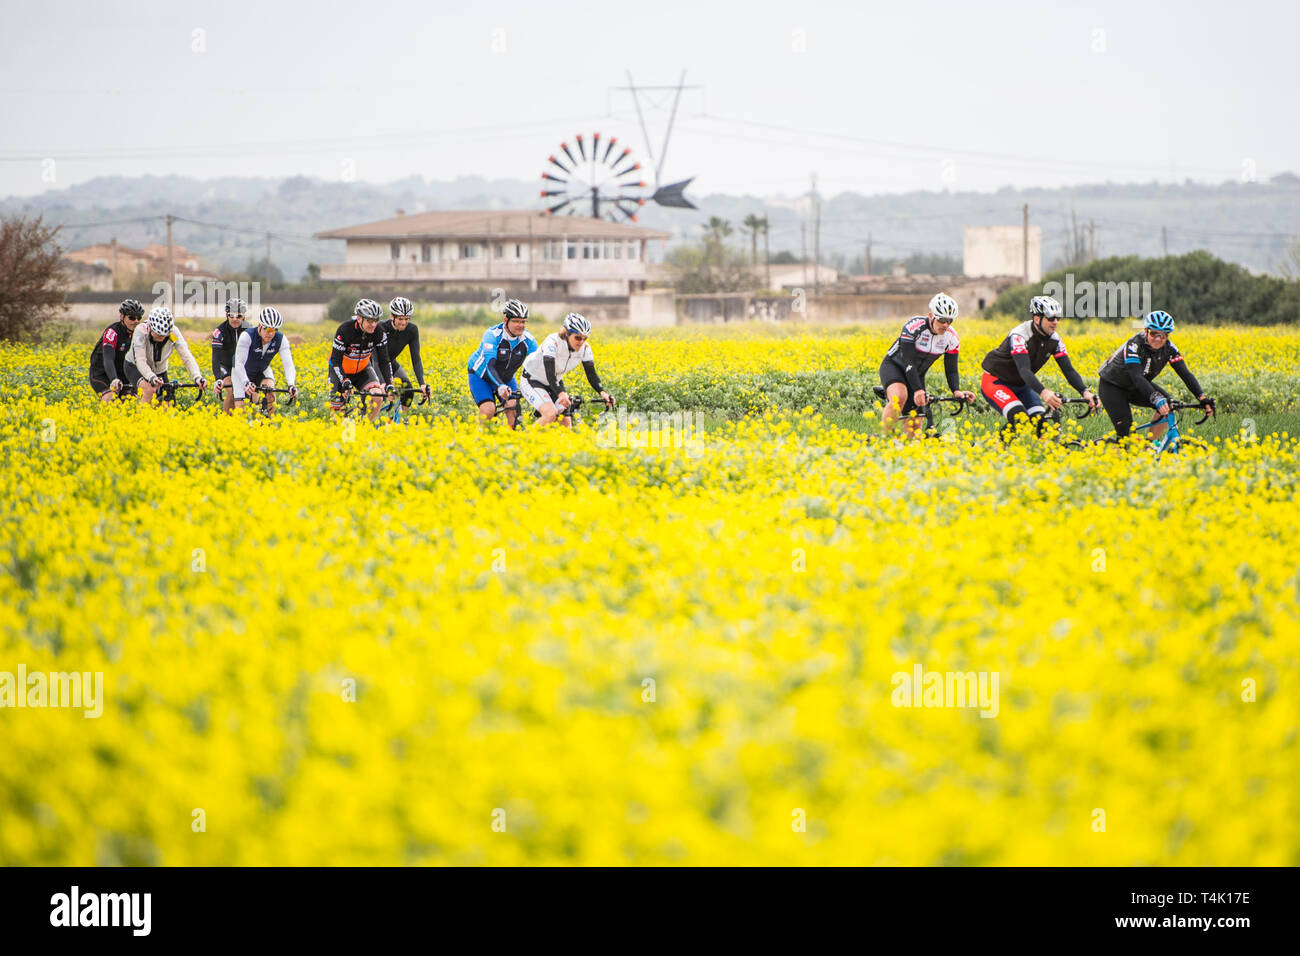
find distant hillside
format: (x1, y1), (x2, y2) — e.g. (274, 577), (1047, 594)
(4, 173), (1298, 282)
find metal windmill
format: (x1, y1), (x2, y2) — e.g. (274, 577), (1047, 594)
(539, 72), (698, 222)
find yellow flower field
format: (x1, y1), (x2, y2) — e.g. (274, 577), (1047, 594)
(1, 322), (1298, 865)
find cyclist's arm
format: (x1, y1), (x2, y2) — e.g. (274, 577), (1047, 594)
(582, 359), (604, 393)
(280, 338), (296, 388)
(943, 351), (961, 393)
(328, 336), (347, 389)
(1170, 355), (1204, 399)
(375, 335), (393, 385)
(1053, 353), (1089, 395)
(896, 336), (925, 394)
(407, 326), (424, 386)
(100, 338), (119, 382)
(1012, 350), (1046, 394)
(174, 332), (202, 381)
(130, 325), (151, 378)
(543, 355), (560, 390)
(232, 334), (252, 396)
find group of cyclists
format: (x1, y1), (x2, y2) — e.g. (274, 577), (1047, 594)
(89, 290), (1216, 443)
(89, 295), (615, 428)
(877, 292), (1216, 442)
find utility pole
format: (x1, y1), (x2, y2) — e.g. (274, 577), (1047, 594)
(1021, 203), (1029, 284)
(763, 221), (770, 291)
(265, 232), (273, 293)
(1162, 226), (1168, 257)
(528, 215), (536, 291)
(1088, 220), (1095, 262)
(812, 173), (821, 295)
(801, 223), (807, 289)
(165, 214), (175, 312)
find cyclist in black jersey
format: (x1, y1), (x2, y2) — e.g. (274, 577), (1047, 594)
(328, 298), (392, 421)
(981, 295), (1099, 436)
(879, 292), (975, 437)
(89, 298), (143, 401)
(211, 297), (248, 413)
(1097, 310), (1214, 439)
(380, 297), (430, 407)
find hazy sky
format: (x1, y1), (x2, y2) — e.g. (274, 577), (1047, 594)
(2, 0), (1296, 199)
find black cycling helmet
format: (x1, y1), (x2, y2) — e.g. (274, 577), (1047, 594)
(119, 298), (144, 319)
(502, 298), (529, 320)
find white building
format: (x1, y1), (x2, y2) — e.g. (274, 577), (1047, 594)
(964, 225), (1042, 283)
(315, 210), (671, 297)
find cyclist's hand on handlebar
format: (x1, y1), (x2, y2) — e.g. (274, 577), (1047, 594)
(1082, 388), (1100, 411)
(288, 385), (298, 400)
(953, 390), (975, 404)
(244, 383), (257, 399)
(194, 376), (206, 392)
(1040, 389), (1062, 411)
(110, 379), (122, 393)
(1200, 394), (1216, 416)
(497, 383), (512, 399)
(600, 390), (614, 410)
(913, 389), (928, 407)
(421, 384), (431, 401)
(557, 391), (572, 411)
(1153, 396), (1171, 415)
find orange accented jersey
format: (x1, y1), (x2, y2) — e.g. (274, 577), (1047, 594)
(329, 318), (391, 389)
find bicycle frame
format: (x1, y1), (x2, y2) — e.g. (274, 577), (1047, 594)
(1133, 401), (1210, 459)
(873, 385), (976, 436)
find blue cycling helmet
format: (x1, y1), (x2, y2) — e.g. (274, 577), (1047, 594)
(1144, 310), (1175, 332)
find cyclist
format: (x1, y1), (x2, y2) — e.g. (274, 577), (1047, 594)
(981, 295), (1098, 435)
(467, 298), (537, 427)
(328, 298), (392, 421)
(211, 297), (248, 413)
(232, 307), (298, 417)
(519, 312), (613, 427)
(879, 292), (976, 437)
(1097, 310), (1214, 440)
(124, 306), (206, 404)
(89, 298), (144, 401)
(381, 296), (431, 407)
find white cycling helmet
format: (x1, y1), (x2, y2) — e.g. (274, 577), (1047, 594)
(258, 306), (283, 329)
(354, 298), (383, 320)
(928, 293), (958, 320)
(1030, 295), (1063, 319)
(147, 306), (174, 336)
(562, 312), (591, 336)
(389, 296), (413, 318)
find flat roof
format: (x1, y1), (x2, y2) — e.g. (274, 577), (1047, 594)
(315, 209), (672, 241)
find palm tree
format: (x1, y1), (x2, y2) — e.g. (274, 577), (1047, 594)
(703, 217), (733, 267)
(743, 213), (765, 267)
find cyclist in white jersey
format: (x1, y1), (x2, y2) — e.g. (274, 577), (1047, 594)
(124, 306), (206, 404)
(519, 312), (613, 426)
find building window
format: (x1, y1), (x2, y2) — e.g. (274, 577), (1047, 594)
(514, 243), (522, 259)
(459, 243), (479, 259)
(566, 242), (577, 260)
(613, 242), (622, 260)
(135, 261), (145, 274)
(390, 243), (401, 260)
(495, 244), (504, 259)
(583, 241), (594, 260)
(422, 244), (432, 263)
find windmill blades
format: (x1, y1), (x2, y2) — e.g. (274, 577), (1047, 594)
(612, 160), (642, 178)
(576, 134), (586, 161)
(561, 142), (577, 166)
(592, 132), (601, 159)
(548, 154), (571, 175)
(615, 201), (637, 221)
(541, 189), (567, 197)
(616, 178), (646, 191)
(541, 172), (566, 184)
(602, 137), (617, 164)
(547, 199), (572, 215)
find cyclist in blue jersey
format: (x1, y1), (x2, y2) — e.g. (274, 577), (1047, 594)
(233, 307), (297, 416)
(467, 298), (537, 427)
(1097, 310), (1214, 439)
